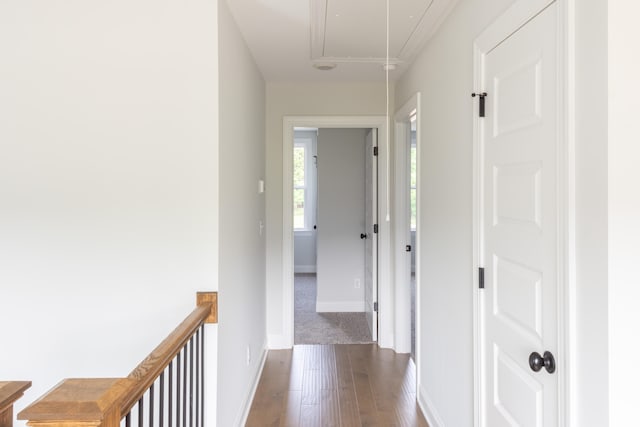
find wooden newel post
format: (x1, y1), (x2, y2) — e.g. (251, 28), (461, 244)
(18, 379), (134, 427)
(1, 382), (32, 427)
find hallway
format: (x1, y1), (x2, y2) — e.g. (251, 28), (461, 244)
(246, 344), (427, 426)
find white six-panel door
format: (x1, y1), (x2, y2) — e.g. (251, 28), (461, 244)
(479, 3), (559, 426)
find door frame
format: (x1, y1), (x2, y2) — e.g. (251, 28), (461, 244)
(393, 93), (421, 357)
(393, 93), (422, 399)
(282, 116), (392, 348)
(472, 1), (576, 426)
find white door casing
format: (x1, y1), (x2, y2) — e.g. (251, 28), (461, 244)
(475, 2), (564, 427)
(393, 93), (421, 357)
(364, 129), (378, 340)
(280, 116), (391, 350)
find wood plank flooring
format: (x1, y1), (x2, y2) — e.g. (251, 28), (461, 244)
(246, 344), (428, 427)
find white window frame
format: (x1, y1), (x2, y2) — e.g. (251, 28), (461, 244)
(410, 113), (417, 231)
(293, 132), (316, 233)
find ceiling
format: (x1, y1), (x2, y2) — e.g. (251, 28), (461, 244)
(225, 0), (458, 82)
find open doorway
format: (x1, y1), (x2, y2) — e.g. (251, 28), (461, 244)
(293, 127), (377, 344)
(282, 115), (391, 350)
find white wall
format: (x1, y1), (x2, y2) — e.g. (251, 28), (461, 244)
(217, 1), (267, 425)
(608, 2), (640, 426)
(394, 0), (520, 424)
(574, 0), (609, 425)
(0, 0), (219, 424)
(265, 83), (387, 344)
(316, 128), (367, 312)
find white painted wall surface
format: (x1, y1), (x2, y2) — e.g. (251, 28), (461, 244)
(316, 128), (367, 312)
(608, 2), (640, 426)
(0, 0), (219, 425)
(394, 0), (520, 425)
(265, 83), (388, 345)
(574, 0), (609, 425)
(217, 1), (267, 426)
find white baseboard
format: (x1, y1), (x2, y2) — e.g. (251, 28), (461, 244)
(267, 333), (291, 349)
(294, 265), (316, 273)
(418, 385), (445, 427)
(236, 344), (268, 427)
(315, 300), (365, 312)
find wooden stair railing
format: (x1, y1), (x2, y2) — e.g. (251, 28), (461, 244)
(0, 381), (32, 427)
(18, 292), (217, 427)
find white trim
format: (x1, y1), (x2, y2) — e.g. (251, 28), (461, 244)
(294, 265), (317, 274)
(315, 300), (366, 312)
(418, 385), (445, 427)
(235, 345), (268, 427)
(472, 1), (574, 426)
(282, 115), (392, 349)
(267, 334), (289, 350)
(393, 92), (421, 361)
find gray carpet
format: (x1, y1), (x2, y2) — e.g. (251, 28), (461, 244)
(294, 274), (373, 344)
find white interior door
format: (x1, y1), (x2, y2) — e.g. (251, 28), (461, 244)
(479, 3), (559, 426)
(364, 129), (378, 341)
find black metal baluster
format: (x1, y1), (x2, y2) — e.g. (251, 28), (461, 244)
(176, 351), (181, 427)
(159, 372), (165, 427)
(182, 344), (187, 427)
(189, 336), (194, 427)
(138, 397), (144, 427)
(169, 362), (174, 427)
(195, 329), (200, 427)
(125, 412), (131, 427)
(200, 325), (205, 427)
(151, 384), (156, 427)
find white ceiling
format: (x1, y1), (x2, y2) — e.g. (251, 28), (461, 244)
(225, 0), (458, 82)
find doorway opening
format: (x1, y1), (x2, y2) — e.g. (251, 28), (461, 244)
(282, 116), (391, 349)
(293, 127), (377, 344)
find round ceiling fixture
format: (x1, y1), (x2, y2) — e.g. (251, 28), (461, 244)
(312, 62), (337, 71)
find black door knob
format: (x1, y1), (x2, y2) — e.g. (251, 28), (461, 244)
(529, 351), (556, 374)
(360, 233), (367, 239)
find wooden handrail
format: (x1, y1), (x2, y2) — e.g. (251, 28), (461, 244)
(121, 301), (212, 414)
(0, 381), (31, 427)
(18, 292), (217, 427)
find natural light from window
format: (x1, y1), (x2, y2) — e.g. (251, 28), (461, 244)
(293, 144), (306, 230)
(410, 114), (417, 230)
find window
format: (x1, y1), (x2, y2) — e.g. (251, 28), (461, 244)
(293, 135), (315, 231)
(410, 114), (417, 230)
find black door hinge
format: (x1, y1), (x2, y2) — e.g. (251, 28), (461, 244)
(373, 224), (378, 233)
(479, 267), (485, 289)
(373, 146), (378, 156)
(471, 92), (488, 117)
(373, 302), (378, 312)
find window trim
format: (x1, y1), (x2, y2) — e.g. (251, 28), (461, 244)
(293, 134), (316, 231)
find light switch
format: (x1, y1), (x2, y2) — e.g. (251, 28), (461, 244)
(258, 179), (265, 194)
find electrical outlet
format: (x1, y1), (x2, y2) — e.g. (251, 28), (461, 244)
(354, 278), (361, 289)
(246, 346), (251, 366)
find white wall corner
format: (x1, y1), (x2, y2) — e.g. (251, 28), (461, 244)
(267, 333), (291, 350)
(235, 344), (268, 427)
(315, 300), (365, 312)
(418, 386), (445, 427)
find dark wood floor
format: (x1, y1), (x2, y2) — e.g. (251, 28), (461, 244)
(245, 344), (429, 427)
